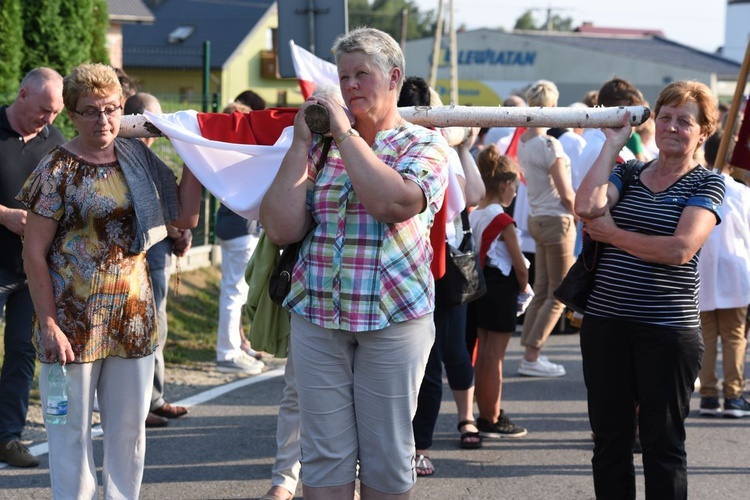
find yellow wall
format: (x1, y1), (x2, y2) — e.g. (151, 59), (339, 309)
(122, 68), (223, 111)
(221, 5), (303, 108)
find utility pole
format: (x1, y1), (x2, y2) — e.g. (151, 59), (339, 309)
(429, 0), (445, 89)
(528, 6), (572, 31)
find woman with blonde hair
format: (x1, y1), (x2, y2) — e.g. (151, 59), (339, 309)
(19, 63), (202, 498)
(516, 79), (576, 378)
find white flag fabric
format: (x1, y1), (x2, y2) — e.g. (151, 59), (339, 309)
(144, 109), (293, 220)
(290, 40), (339, 99)
(145, 109), (465, 224)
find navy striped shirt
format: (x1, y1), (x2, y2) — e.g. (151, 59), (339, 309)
(586, 163), (725, 328)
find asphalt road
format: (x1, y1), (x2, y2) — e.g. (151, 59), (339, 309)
(2, 331), (750, 499)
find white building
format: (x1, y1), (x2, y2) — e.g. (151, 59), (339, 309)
(723, 0), (750, 63)
(404, 28), (742, 106)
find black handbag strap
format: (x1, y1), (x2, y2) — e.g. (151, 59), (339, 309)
(620, 159), (650, 191)
(318, 136), (333, 170)
(458, 209), (474, 252)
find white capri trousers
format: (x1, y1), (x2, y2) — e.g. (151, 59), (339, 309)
(40, 355), (154, 500)
(290, 313), (435, 494)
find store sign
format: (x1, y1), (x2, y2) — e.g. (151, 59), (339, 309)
(437, 48), (537, 67)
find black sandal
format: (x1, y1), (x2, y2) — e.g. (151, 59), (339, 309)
(457, 420), (483, 449)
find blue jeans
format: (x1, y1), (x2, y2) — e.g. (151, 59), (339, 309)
(0, 269), (36, 441)
(580, 316), (703, 500)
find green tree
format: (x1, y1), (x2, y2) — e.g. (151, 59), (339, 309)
(59, 0), (94, 66)
(90, 0), (110, 64)
(0, 0), (24, 98)
(19, 0), (109, 75)
(349, 0), (436, 42)
(514, 9), (573, 31)
(514, 11), (537, 30)
(21, 0), (67, 72)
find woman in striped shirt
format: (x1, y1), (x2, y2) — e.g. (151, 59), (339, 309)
(575, 80), (725, 499)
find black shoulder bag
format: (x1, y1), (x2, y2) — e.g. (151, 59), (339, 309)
(553, 160), (644, 314)
(268, 137), (332, 306)
(435, 209), (487, 307)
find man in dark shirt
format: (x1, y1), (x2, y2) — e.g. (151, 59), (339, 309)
(0, 67), (65, 468)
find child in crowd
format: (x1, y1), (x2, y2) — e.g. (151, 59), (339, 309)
(468, 144), (531, 438)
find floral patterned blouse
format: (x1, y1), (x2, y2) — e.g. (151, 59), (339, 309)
(17, 147), (157, 363)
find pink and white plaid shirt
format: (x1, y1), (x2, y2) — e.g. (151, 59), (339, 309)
(285, 122), (450, 332)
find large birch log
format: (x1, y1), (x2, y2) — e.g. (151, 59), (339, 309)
(117, 105), (650, 139)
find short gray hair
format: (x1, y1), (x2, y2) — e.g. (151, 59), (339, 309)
(332, 27), (405, 92)
(19, 67), (63, 95)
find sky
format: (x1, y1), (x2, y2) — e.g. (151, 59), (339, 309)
(411, 0), (728, 54)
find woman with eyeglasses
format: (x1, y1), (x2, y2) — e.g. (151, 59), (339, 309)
(17, 63), (202, 499)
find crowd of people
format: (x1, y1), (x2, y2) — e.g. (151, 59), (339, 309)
(0, 25), (747, 500)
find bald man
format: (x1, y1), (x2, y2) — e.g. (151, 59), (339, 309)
(0, 68), (65, 468)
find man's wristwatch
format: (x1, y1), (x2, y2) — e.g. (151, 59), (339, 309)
(335, 128), (360, 146)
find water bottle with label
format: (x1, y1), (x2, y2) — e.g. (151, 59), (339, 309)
(46, 362), (68, 425)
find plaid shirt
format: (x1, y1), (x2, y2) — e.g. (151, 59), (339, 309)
(285, 122), (450, 332)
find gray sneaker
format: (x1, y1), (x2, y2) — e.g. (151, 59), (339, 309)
(216, 352), (264, 374)
(0, 439), (40, 467)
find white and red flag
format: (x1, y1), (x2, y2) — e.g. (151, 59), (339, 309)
(144, 109), (297, 220)
(289, 40), (339, 99)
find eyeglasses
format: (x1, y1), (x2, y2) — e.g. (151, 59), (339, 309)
(73, 105), (122, 120)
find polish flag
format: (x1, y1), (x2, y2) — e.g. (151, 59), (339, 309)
(144, 107), (463, 232)
(144, 109), (296, 220)
(290, 40), (339, 99)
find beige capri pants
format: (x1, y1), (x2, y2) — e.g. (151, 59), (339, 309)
(290, 313), (434, 494)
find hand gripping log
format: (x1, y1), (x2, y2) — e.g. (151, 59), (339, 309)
(117, 105), (650, 139)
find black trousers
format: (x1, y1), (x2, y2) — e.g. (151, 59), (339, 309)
(412, 301), (474, 450)
(580, 316), (703, 500)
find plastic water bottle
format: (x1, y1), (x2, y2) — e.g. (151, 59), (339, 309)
(46, 363), (68, 425)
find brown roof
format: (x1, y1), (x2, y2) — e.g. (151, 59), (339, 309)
(575, 22), (663, 37)
(108, 0), (154, 23)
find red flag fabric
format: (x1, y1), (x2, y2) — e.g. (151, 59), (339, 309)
(731, 100), (750, 170)
(289, 40), (339, 100)
(144, 109), (295, 220)
(430, 191), (448, 279)
(478, 213), (514, 268)
(197, 108), (297, 146)
(505, 126), (526, 161)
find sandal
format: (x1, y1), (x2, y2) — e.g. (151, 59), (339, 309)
(457, 420), (483, 449)
(415, 454), (435, 477)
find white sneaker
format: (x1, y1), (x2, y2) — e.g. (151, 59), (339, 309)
(216, 352), (264, 374)
(518, 356), (566, 377)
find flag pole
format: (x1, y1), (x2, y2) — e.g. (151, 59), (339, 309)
(716, 36), (750, 172)
(448, 0), (458, 105)
(119, 105), (650, 140)
(428, 0), (444, 89)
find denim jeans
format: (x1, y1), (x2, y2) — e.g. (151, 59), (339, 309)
(0, 268), (36, 441)
(580, 316), (703, 500)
